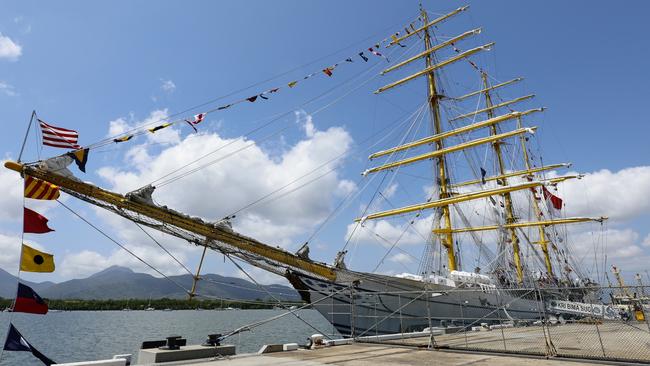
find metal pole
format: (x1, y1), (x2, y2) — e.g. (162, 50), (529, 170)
(425, 286), (434, 348)
(350, 285), (355, 339)
(188, 245), (208, 300)
(535, 286), (556, 357)
(592, 303), (607, 357)
(17, 110), (36, 163)
(495, 288), (507, 352)
(459, 293), (469, 349)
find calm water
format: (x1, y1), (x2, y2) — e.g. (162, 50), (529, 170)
(0, 309), (339, 365)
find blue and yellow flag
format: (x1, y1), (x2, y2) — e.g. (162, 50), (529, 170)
(68, 148), (89, 173)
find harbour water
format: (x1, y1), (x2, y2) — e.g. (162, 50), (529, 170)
(0, 309), (338, 365)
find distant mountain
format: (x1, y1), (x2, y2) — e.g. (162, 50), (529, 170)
(0, 265), (299, 301)
(0, 267), (54, 298)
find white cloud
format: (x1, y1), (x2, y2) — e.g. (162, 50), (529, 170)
(0, 165), (24, 221)
(0, 81), (17, 96)
(567, 227), (650, 280)
(160, 79), (176, 93)
(643, 234), (650, 247)
(336, 179), (357, 197)
(59, 250), (112, 278)
(572, 228), (641, 260)
(231, 262), (288, 285)
(346, 214), (432, 247)
(107, 117), (129, 136)
(106, 109), (178, 148)
(389, 252), (413, 264)
(559, 166), (650, 222)
(0, 162), (61, 223)
(348, 165), (650, 278)
(93, 109), (353, 277)
(382, 183), (398, 199)
(0, 233), (21, 272)
(0, 232), (47, 275)
(59, 243), (192, 279)
(59, 205), (197, 279)
(0, 33), (22, 61)
(295, 110), (315, 138)
(138, 109), (178, 145)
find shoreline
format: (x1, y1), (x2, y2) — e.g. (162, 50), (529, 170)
(0, 298), (303, 311)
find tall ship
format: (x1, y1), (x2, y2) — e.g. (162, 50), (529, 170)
(5, 5), (609, 336)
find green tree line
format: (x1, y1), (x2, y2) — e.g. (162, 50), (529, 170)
(0, 297), (304, 311)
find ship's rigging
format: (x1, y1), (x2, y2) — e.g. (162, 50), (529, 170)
(5, 4), (609, 304)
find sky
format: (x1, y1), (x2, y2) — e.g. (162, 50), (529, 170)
(0, 0), (649, 288)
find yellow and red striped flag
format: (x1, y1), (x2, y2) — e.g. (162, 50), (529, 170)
(24, 176), (60, 200)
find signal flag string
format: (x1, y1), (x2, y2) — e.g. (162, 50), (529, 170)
(27, 15), (426, 159)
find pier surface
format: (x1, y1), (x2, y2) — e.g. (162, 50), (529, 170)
(135, 322), (650, 365)
(144, 343), (603, 365)
(380, 322), (650, 361)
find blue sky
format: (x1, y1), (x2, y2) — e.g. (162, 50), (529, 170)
(1, 0), (649, 285)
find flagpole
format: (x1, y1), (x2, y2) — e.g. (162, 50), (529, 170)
(0, 199), (25, 363)
(17, 110), (36, 163)
(13, 197), (26, 311)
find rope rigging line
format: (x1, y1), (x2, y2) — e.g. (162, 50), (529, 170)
(341, 95), (428, 253)
(150, 41), (414, 189)
(226, 255), (333, 339)
(368, 183), (439, 274)
(379, 190), (432, 243)
(59, 199), (303, 302)
(439, 69), (548, 277)
(78, 15), (423, 152)
(217, 285), (350, 343)
(199, 276), (299, 297)
(229, 101), (428, 220)
(56, 200), (192, 296)
(345, 102), (431, 269)
(134, 222), (194, 276)
(371, 213), (424, 273)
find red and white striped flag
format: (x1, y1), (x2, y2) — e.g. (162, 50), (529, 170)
(38, 119), (80, 149)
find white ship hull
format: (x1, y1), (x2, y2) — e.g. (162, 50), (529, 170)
(288, 270), (546, 336)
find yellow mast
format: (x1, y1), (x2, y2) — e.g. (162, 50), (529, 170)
(368, 109), (542, 160)
(422, 8), (457, 272)
(382, 28), (482, 74)
(516, 116), (554, 276)
(375, 43), (493, 94)
(4, 161), (338, 281)
(358, 177), (576, 220)
(449, 94), (535, 121)
(390, 6), (469, 46)
(453, 77), (523, 101)
(481, 72), (523, 283)
(450, 163), (566, 188)
(433, 217), (606, 234)
(364, 127), (535, 175)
